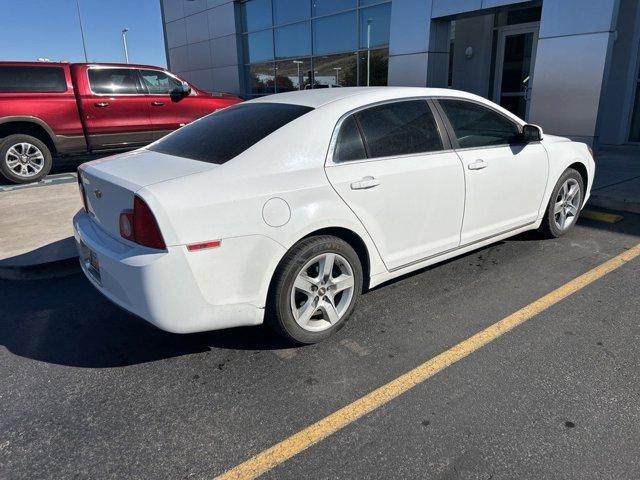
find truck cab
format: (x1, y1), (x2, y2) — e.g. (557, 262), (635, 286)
(0, 61), (242, 184)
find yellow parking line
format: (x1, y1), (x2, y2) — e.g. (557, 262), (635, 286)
(580, 209), (623, 224)
(215, 243), (640, 480)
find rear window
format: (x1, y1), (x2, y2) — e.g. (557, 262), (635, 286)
(0, 66), (67, 93)
(148, 103), (313, 164)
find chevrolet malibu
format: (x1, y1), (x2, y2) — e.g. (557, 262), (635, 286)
(74, 87), (595, 344)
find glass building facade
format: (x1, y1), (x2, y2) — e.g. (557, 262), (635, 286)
(241, 0), (391, 96)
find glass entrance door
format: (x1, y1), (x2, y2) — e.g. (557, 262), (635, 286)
(494, 23), (539, 119)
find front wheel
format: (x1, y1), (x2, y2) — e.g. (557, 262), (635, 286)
(267, 235), (363, 344)
(0, 134), (53, 184)
(538, 168), (584, 238)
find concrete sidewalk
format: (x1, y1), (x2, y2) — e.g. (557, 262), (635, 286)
(589, 145), (640, 214)
(0, 181), (80, 274)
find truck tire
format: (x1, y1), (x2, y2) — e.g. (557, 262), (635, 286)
(0, 134), (53, 184)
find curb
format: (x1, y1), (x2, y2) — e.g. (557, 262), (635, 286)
(0, 256), (80, 281)
(587, 195), (640, 215)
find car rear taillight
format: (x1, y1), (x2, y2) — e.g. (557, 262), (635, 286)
(77, 172), (89, 212)
(119, 195), (166, 249)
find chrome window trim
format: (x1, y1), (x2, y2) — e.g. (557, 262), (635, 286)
(325, 97), (449, 167)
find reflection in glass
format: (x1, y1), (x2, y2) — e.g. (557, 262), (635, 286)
(313, 52), (357, 88)
(358, 48), (388, 87)
(313, 11), (357, 55)
(275, 59), (312, 91)
(498, 32), (533, 118)
(245, 30), (274, 63)
(312, 0), (356, 17)
(273, 0), (311, 25)
(242, 0), (273, 32)
(359, 4), (391, 49)
(247, 63), (276, 95)
(275, 22), (311, 59)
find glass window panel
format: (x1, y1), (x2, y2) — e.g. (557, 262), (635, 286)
(629, 84), (640, 142)
(334, 116), (367, 162)
(246, 63), (276, 95)
(357, 48), (389, 86)
(275, 59), (312, 92)
(500, 32), (533, 94)
(245, 30), (274, 63)
(242, 0), (272, 32)
(356, 101), (443, 158)
(273, 0), (310, 25)
(275, 22), (311, 59)
(439, 99), (521, 148)
(312, 0), (356, 16)
(0, 66), (67, 93)
(313, 52), (357, 87)
(139, 69), (182, 95)
(359, 0), (389, 5)
(313, 11), (357, 55)
(359, 4), (391, 49)
(88, 68), (141, 95)
(149, 103), (313, 164)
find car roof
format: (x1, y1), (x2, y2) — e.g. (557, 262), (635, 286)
(246, 87), (479, 109)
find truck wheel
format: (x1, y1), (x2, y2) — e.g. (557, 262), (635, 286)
(0, 134), (53, 184)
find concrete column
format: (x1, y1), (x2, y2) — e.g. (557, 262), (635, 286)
(387, 0), (450, 87)
(528, 0), (621, 146)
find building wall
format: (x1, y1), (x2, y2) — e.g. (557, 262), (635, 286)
(161, 0), (241, 94)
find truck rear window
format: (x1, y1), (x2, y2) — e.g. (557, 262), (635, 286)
(0, 66), (67, 93)
(148, 103), (313, 164)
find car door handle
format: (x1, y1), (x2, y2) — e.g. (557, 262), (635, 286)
(468, 159), (488, 170)
(94, 102), (110, 108)
(350, 176), (380, 190)
(151, 101), (165, 107)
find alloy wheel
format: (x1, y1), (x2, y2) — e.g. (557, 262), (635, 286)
(553, 178), (581, 231)
(5, 142), (45, 179)
(290, 252), (355, 332)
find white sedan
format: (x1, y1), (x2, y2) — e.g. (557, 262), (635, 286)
(74, 87), (594, 343)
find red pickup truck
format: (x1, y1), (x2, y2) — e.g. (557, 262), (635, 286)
(0, 62), (242, 183)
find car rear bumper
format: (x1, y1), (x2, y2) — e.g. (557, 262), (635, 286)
(73, 211), (267, 334)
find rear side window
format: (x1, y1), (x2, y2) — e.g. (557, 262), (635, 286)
(439, 99), (521, 148)
(88, 68), (141, 95)
(148, 103), (313, 164)
(334, 116), (366, 162)
(355, 100), (443, 158)
(0, 66), (66, 93)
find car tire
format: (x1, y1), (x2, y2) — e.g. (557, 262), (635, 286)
(266, 235), (363, 344)
(538, 168), (584, 238)
(0, 134), (53, 184)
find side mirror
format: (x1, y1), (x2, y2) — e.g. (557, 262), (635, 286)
(521, 124), (543, 142)
(170, 81), (191, 99)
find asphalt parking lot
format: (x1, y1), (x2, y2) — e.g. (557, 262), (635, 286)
(2, 210), (640, 479)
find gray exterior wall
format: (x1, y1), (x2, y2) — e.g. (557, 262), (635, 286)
(161, 0), (241, 94)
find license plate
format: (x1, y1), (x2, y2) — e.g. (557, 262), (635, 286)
(80, 241), (101, 283)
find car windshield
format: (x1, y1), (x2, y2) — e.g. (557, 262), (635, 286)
(148, 102), (313, 164)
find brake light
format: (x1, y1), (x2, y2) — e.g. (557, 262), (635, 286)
(77, 172), (89, 212)
(119, 195), (166, 249)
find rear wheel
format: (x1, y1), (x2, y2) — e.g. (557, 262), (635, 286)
(267, 235), (363, 344)
(538, 168), (584, 238)
(0, 134), (52, 184)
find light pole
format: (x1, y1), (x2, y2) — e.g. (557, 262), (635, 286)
(292, 60), (304, 90)
(366, 18), (372, 87)
(333, 67), (342, 86)
(122, 28), (130, 63)
(75, 0), (88, 62)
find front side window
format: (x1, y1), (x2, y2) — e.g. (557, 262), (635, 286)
(0, 66), (66, 93)
(88, 68), (141, 95)
(139, 69), (182, 95)
(355, 100), (443, 158)
(148, 103), (313, 164)
(439, 99), (521, 148)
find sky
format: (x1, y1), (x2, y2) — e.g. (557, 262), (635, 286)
(0, 0), (166, 67)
